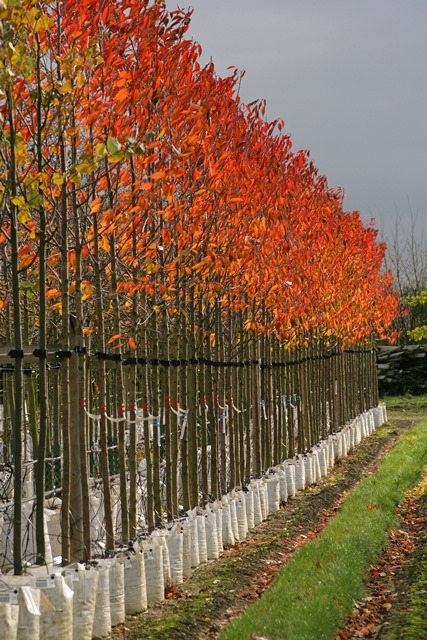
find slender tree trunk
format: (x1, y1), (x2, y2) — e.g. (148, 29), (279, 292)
(70, 137), (91, 561)
(35, 40), (48, 564)
(59, 142), (71, 565)
(169, 317), (179, 518)
(198, 304), (209, 501)
(251, 336), (262, 477)
(128, 182), (139, 538)
(217, 306), (227, 494)
(107, 233), (128, 541)
(69, 315), (84, 561)
(204, 305), (218, 498)
(139, 303), (154, 531)
(187, 290), (199, 508)
(149, 306), (162, 528)
(7, 89), (24, 575)
(93, 210), (114, 550)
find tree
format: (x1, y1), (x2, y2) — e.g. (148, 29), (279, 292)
(381, 212), (427, 341)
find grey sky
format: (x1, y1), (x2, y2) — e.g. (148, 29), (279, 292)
(166, 0), (426, 239)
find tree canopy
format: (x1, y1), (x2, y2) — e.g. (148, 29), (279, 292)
(0, 0), (400, 350)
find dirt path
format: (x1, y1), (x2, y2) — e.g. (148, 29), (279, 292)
(121, 417), (417, 640)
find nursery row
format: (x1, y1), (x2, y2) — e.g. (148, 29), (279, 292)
(0, 0), (398, 575)
(0, 406), (386, 639)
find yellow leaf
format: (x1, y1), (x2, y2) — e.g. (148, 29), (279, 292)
(11, 195), (25, 207)
(52, 172), (65, 185)
(49, 302), (62, 314)
(58, 80), (73, 95)
(108, 151), (125, 163)
(75, 71), (85, 87)
(95, 143), (107, 157)
(69, 172), (81, 185)
(18, 209), (32, 224)
(81, 281), (93, 301)
(34, 14), (52, 33)
(74, 161), (97, 174)
(66, 126), (79, 137)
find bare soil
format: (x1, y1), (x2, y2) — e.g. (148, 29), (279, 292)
(118, 417), (417, 640)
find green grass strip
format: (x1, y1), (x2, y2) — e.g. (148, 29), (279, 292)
(220, 418), (427, 640)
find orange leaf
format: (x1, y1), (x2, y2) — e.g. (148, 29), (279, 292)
(150, 171), (166, 180)
(108, 333), (122, 344)
(128, 337), (137, 350)
(47, 289), (61, 300)
(114, 87), (129, 103)
(90, 198), (102, 214)
(68, 250), (76, 267)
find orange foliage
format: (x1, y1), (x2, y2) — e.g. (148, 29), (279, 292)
(0, 0), (399, 349)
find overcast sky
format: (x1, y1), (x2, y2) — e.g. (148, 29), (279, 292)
(166, 0), (426, 241)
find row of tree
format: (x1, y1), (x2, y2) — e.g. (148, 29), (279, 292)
(0, 0), (399, 573)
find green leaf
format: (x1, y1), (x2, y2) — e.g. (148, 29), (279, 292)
(407, 326), (427, 342)
(107, 137), (122, 155)
(406, 291), (427, 307)
(95, 142), (107, 157)
(27, 184), (43, 208)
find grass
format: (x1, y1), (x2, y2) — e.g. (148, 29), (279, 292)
(220, 417), (427, 640)
(382, 393), (427, 413)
